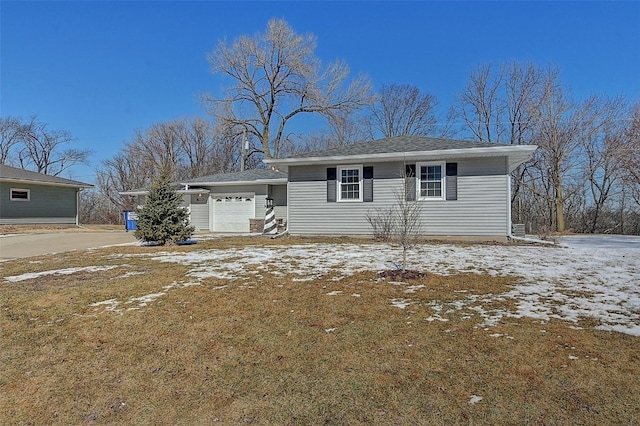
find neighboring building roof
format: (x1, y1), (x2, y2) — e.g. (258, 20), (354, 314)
(263, 135), (537, 173)
(119, 169), (288, 196)
(182, 168), (288, 186)
(0, 164), (93, 188)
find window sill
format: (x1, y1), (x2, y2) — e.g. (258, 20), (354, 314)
(417, 197), (445, 201)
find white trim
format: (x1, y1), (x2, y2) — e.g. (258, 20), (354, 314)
(337, 165), (363, 202)
(1, 178), (92, 188)
(264, 145), (537, 173)
(10, 188), (30, 201)
(179, 178), (288, 186)
(507, 174), (512, 237)
(416, 162), (445, 201)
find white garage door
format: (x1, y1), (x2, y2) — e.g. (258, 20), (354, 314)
(210, 194), (255, 232)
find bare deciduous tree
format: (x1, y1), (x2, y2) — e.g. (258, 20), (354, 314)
(96, 153), (153, 211)
(620, 102), (640, 206)
(394, 175), (423, 272)
(531, 87), (612, 232)
(366, 83), (439, 138)
(454, 64), (503, 143)
(298, 110), (369, 153)
(203, 18), (372, 159)
(452, 62), (640, 234)
(452, 63), (556, 223)
(582, 97), (629, 233)
(0, 116), (91, 176)
(0, 116), (27, 164)
(95, 116), (249, 217)
(365, 168), (423, 271)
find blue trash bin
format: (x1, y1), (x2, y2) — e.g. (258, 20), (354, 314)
(122, 210), (138, 231)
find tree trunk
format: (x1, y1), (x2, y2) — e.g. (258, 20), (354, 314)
(402, 247), (407, 272)
(555, 182), (565, 232)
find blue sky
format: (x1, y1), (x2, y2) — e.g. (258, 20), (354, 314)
(2, 1), (639, 183)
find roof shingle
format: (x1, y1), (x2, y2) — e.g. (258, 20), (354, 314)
(284, 136), (501, 159)
(183, 168), (287, 184)
(0, 164), (92, 188)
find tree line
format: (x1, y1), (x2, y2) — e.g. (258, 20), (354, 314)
(0, 116), (91, 176)
(2, 18), (639, 234)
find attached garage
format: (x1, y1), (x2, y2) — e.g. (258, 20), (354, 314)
(120, 169), (288, 234)
(181, 169), (288, 233)
(210, 193), (255, 232)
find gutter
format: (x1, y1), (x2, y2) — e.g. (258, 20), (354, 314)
(264, 145), (537, 172)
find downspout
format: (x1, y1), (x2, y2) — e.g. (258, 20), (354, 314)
(286, 179), (290, 233)
(507, 174), (512, 238)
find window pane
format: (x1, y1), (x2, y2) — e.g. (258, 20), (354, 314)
(341, 169), (359, 183)
(11, 190), (29, 200)
(428, 166), (441, 180)
(340, 168), (361, 200)
(419, 164), (442, 198)
(427, 181), (441, 197)
(341, 183), (360, 199)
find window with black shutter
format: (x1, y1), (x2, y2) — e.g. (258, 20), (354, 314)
(327, 167), (337, 202)
(405, 164), (416, 201)
(363, 166), (373, 202)
(446, 162), (458, 201)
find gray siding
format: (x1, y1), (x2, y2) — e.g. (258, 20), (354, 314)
(188, 194), (209, 231)
(287, 157), (510, 237)
(0, 183), (78, 224)
(270, 184), (288, 222)
(186, 183), (288, 230)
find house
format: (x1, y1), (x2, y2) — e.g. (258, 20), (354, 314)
(0, 164), (93, 226)
(263, 135), (537, 239)
(120, 169), (288, 233)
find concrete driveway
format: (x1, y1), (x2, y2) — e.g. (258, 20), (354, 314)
(0, 231), (138, 261)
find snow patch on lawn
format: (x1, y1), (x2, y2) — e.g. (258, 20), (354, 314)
(13, 236), (627, 334)
(117, 238), (639, 336)
(89, 280), (201, 314)
(468, 395), (484, 405)
(4, 265), (122, 282)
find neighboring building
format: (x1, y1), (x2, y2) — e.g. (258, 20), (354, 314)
(121, 169), (288, 233)
(0, 164), (93, 226)
(264, 136), (537, 239)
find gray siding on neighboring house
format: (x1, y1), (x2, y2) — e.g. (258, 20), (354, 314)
(287, 157), (510, 236)
(0, 182), (78, 224)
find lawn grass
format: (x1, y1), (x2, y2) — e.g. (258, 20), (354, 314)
(0, 236), (638, 425)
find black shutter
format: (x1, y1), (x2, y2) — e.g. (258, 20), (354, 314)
(327, 167), (337, 202)
(446, 162), (457, 201)
(363, 166), (373, 202)
(405, 164), (416, 201)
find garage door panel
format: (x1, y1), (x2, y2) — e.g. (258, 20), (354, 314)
(210, 194), (255, 232)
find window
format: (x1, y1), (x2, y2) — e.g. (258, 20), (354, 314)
(417, 162), (445, 200)
(10, 188), (30, 201)
(338, 165), (362, 201)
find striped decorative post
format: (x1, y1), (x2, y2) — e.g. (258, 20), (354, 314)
(263, 197), (277, 235)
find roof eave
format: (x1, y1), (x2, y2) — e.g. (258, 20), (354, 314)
(264, 145), (538, 171)
(0, 177), (93, 189)
(181, 178), (288, 187)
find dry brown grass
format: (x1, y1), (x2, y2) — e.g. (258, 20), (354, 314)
(0, 237), (638, 425)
